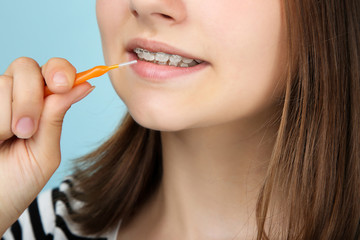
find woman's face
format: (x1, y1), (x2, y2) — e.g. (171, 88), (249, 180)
(96, 0), (286, 131)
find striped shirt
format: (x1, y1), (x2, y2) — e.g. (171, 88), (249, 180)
(2, 179), (119, 240)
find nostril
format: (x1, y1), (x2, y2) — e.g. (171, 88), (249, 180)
(160, 14), (172, 20)
(129, 0), (186, 23)
(150, 13), (175, 21)
(131, 9), (139, 17)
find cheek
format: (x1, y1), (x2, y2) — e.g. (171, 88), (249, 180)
(96, 0), (129, 58)
(96, 0), (286, 131)
(194, 0), (286, 120)
(96, 0), (129, 27)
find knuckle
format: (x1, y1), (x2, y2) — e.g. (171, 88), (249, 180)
(0, 131), (13, 141)
(0, 77), (12, 133)
(43, 58), (76, 82)
(48, 57), (76, 72)
(48, 57), (67, 63)
(0, 113), (12, 141)
(12, 57), (39, 68)
(0, 77), (16, 143)
(0, 75), (13, 89)
(13, 95), (43, 115)
(20, 97), (43, 109)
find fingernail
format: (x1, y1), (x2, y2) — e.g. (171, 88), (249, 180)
(72, 86), (96, 104)
(15, 117), (35, 139)
(53, 72), (68, 87)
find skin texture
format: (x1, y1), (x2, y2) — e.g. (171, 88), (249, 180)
(98, 0), (286, 132)
(97, 0), (287, 239)
(0, 58), (93, 234)
(44, 64), (122, 96)
(0, 0), (286, 238)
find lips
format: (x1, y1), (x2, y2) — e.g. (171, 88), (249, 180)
(126, 38), (208, 82)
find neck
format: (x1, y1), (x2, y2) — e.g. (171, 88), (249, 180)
(119, 115), (279, 240)
(160, 120), (276, 238)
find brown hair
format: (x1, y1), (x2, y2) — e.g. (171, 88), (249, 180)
(70, 0), (360, 238)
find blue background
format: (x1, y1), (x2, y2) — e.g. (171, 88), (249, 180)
(0, 0), (127, 190)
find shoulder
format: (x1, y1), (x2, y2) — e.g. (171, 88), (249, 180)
(2, 178), (116, 240)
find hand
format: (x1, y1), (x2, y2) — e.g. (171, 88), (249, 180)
(0, 57), (93, 234)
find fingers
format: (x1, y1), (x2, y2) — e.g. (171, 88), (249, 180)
(42, 57), (77, 94)
(5, 58), (44, 139)
(1, 57), (82, 141)
(0, 75), (13, 140)
(32, 83), (93, 161)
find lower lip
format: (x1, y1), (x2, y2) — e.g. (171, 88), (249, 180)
(127, 52), (208, 82)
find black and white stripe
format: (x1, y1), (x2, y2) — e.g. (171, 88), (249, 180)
(2, 179), (118, 240)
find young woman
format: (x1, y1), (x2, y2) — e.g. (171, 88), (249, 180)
(1, 0), (359, 239)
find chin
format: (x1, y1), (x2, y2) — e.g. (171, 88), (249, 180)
(128, 107), (191, 132)
(131, 115), (187, 132)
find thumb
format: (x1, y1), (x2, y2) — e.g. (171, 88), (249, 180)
(32, 83), (94, 168)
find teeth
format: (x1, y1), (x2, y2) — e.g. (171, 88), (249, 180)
(182, 57), (193, 64)
(155, 52), (170, 63)
(134, 49), (143, 59)
(133, 48), (202, 67)
(169, 55), (182, 66)
(143, 51), (155, 61)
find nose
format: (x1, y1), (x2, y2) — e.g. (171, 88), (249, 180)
(130, 0), (187, 26)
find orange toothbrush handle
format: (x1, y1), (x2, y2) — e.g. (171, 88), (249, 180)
(74, 65), (119, 85)
(44, 64), (119, 97)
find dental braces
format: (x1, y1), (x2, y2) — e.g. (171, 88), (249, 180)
(134, 48), (202, 67)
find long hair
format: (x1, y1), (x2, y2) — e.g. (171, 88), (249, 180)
(256, 0), (360, 239)
(70, 0), (360, 238)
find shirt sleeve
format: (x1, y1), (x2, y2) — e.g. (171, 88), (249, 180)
(1, 180), (107, 240)
(2, 189), (56, 240)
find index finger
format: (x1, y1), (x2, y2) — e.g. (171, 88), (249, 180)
(5, 57), (44, 139)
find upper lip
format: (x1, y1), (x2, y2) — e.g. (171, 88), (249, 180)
(126, 38), (204, 61)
